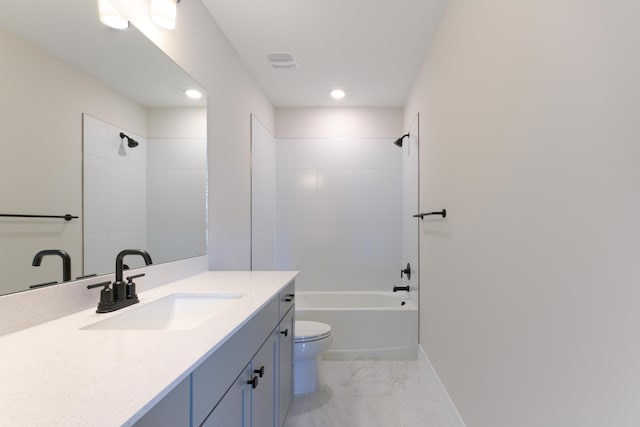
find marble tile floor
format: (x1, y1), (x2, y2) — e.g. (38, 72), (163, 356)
(284, 359), (451, 427)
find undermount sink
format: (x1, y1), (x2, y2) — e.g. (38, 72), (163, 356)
(81, 293), (245, 331)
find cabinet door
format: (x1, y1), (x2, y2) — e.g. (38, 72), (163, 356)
(278, 307), (295, 427)
(202, 364), (251, 427)
(133, 376), (190, 427)
(252, 330), (278, 427)
(192, 298), (279, 426)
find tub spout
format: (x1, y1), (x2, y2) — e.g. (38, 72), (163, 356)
(393, 285), (410, 292)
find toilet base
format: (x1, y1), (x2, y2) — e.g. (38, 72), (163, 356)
(294, 356), (322, 395)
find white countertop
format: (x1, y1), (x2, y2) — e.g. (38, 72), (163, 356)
(0, 271), (298, 426)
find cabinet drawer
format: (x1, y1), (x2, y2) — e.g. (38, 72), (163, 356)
(192, 297), (279, 427)
(279, 281), (295, 319)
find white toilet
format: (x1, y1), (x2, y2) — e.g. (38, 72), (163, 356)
(294, 320), (333, 395)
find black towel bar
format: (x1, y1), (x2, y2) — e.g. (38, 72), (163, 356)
(0, 213), (78, 221)
(413, 209), (447, 219)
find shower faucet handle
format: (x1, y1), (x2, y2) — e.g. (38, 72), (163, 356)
(400, 263), (411, 280)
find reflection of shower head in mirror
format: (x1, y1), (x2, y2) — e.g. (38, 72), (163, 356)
(119, 132), (139, 148)
(394, 133), (410, 147)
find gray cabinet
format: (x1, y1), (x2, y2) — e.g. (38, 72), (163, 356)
(203, 330), (278, 427)
(192, 298), (279, 426)
(135, 280), (295, 427)
(201, 364), (251, 427)
(133, 376), (191, 427)
(251, 330), (278, 427)
(278, 307), (294, 427)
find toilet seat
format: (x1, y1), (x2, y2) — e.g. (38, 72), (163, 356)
(295, 320), (332, 343)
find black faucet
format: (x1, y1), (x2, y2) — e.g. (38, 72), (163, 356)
(113, 249), (152, 303)
(87, 249), (152, 313)
(32, 249), (71, 282)
(393, 285), (410, 292)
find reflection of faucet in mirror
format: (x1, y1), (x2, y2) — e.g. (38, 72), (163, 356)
(32, 250), (72, 282)
(113, 249), (153, 302)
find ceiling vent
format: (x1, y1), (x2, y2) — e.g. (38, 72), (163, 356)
(266, 52), (298, 69)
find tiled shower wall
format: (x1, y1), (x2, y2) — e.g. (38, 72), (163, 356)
(147, 138), (207, 265)
(83, 114), (147, 276)
(251, 116), (277, 270)
(275, 138), (402, 292)
(83, 115), (206, 276)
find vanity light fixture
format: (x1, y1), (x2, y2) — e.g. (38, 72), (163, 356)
(151, 0), (180, 30)
(330, 89), (346, 100)
(98, 0), (129, 30)
(185, 89), (203, 99)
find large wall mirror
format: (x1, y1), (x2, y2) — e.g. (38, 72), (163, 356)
(0, 1), (207, 295)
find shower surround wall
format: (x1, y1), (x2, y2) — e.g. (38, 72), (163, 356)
(275, 138), (402, 292)
(83, 114), (147, 274)
(146, 138), (207, 265)
(83, 114), (147, 277)
(146, 107), (207, 266)
(251, 115), (277, 270)
(84, 109), (206, 277)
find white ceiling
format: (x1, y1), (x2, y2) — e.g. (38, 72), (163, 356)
(201, 0), (448, 108)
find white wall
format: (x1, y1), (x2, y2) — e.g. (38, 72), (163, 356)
(274, 107), (404, 292)
(401, 115), (420, 306)
(146, 107), (207, 139)
(0, 27), (146, 293)
(275, 138), (402, 292)
(276, 108), (403, 139)
(147, 108), (207, 266)
(251, 115), (277, 270)
(83, 114), (147, 276)
(112, 0), (275, 270)
(405, 1), (640, 426)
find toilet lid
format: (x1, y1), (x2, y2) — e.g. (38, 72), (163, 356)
(295, 321), (332, 342)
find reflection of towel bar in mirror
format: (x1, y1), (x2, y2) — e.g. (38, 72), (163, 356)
(413, 209), (447, 219)
(0, 213), (78, 221)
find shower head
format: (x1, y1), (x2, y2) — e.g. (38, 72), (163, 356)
(119, 132), (139, 148)
(394, 133), (410, 147)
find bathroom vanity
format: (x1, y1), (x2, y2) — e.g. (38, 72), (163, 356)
(0, 271), (297, 426)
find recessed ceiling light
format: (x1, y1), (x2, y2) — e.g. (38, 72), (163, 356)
(185, 89), (203, 99)
(331, 89), (346, 100)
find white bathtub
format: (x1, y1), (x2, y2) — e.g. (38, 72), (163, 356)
(295, 291), (418, 360)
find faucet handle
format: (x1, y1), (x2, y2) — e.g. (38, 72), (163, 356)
(87, 281), (112, 290)
(87, 281), (115, 312)
(125, 273), (145, 300)
(400, 262), (411, 280)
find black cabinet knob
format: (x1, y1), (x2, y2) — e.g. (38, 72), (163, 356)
(280, 328), (289, 337)
(247, 376), (259, 389)
(284, 294), (295, 302)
